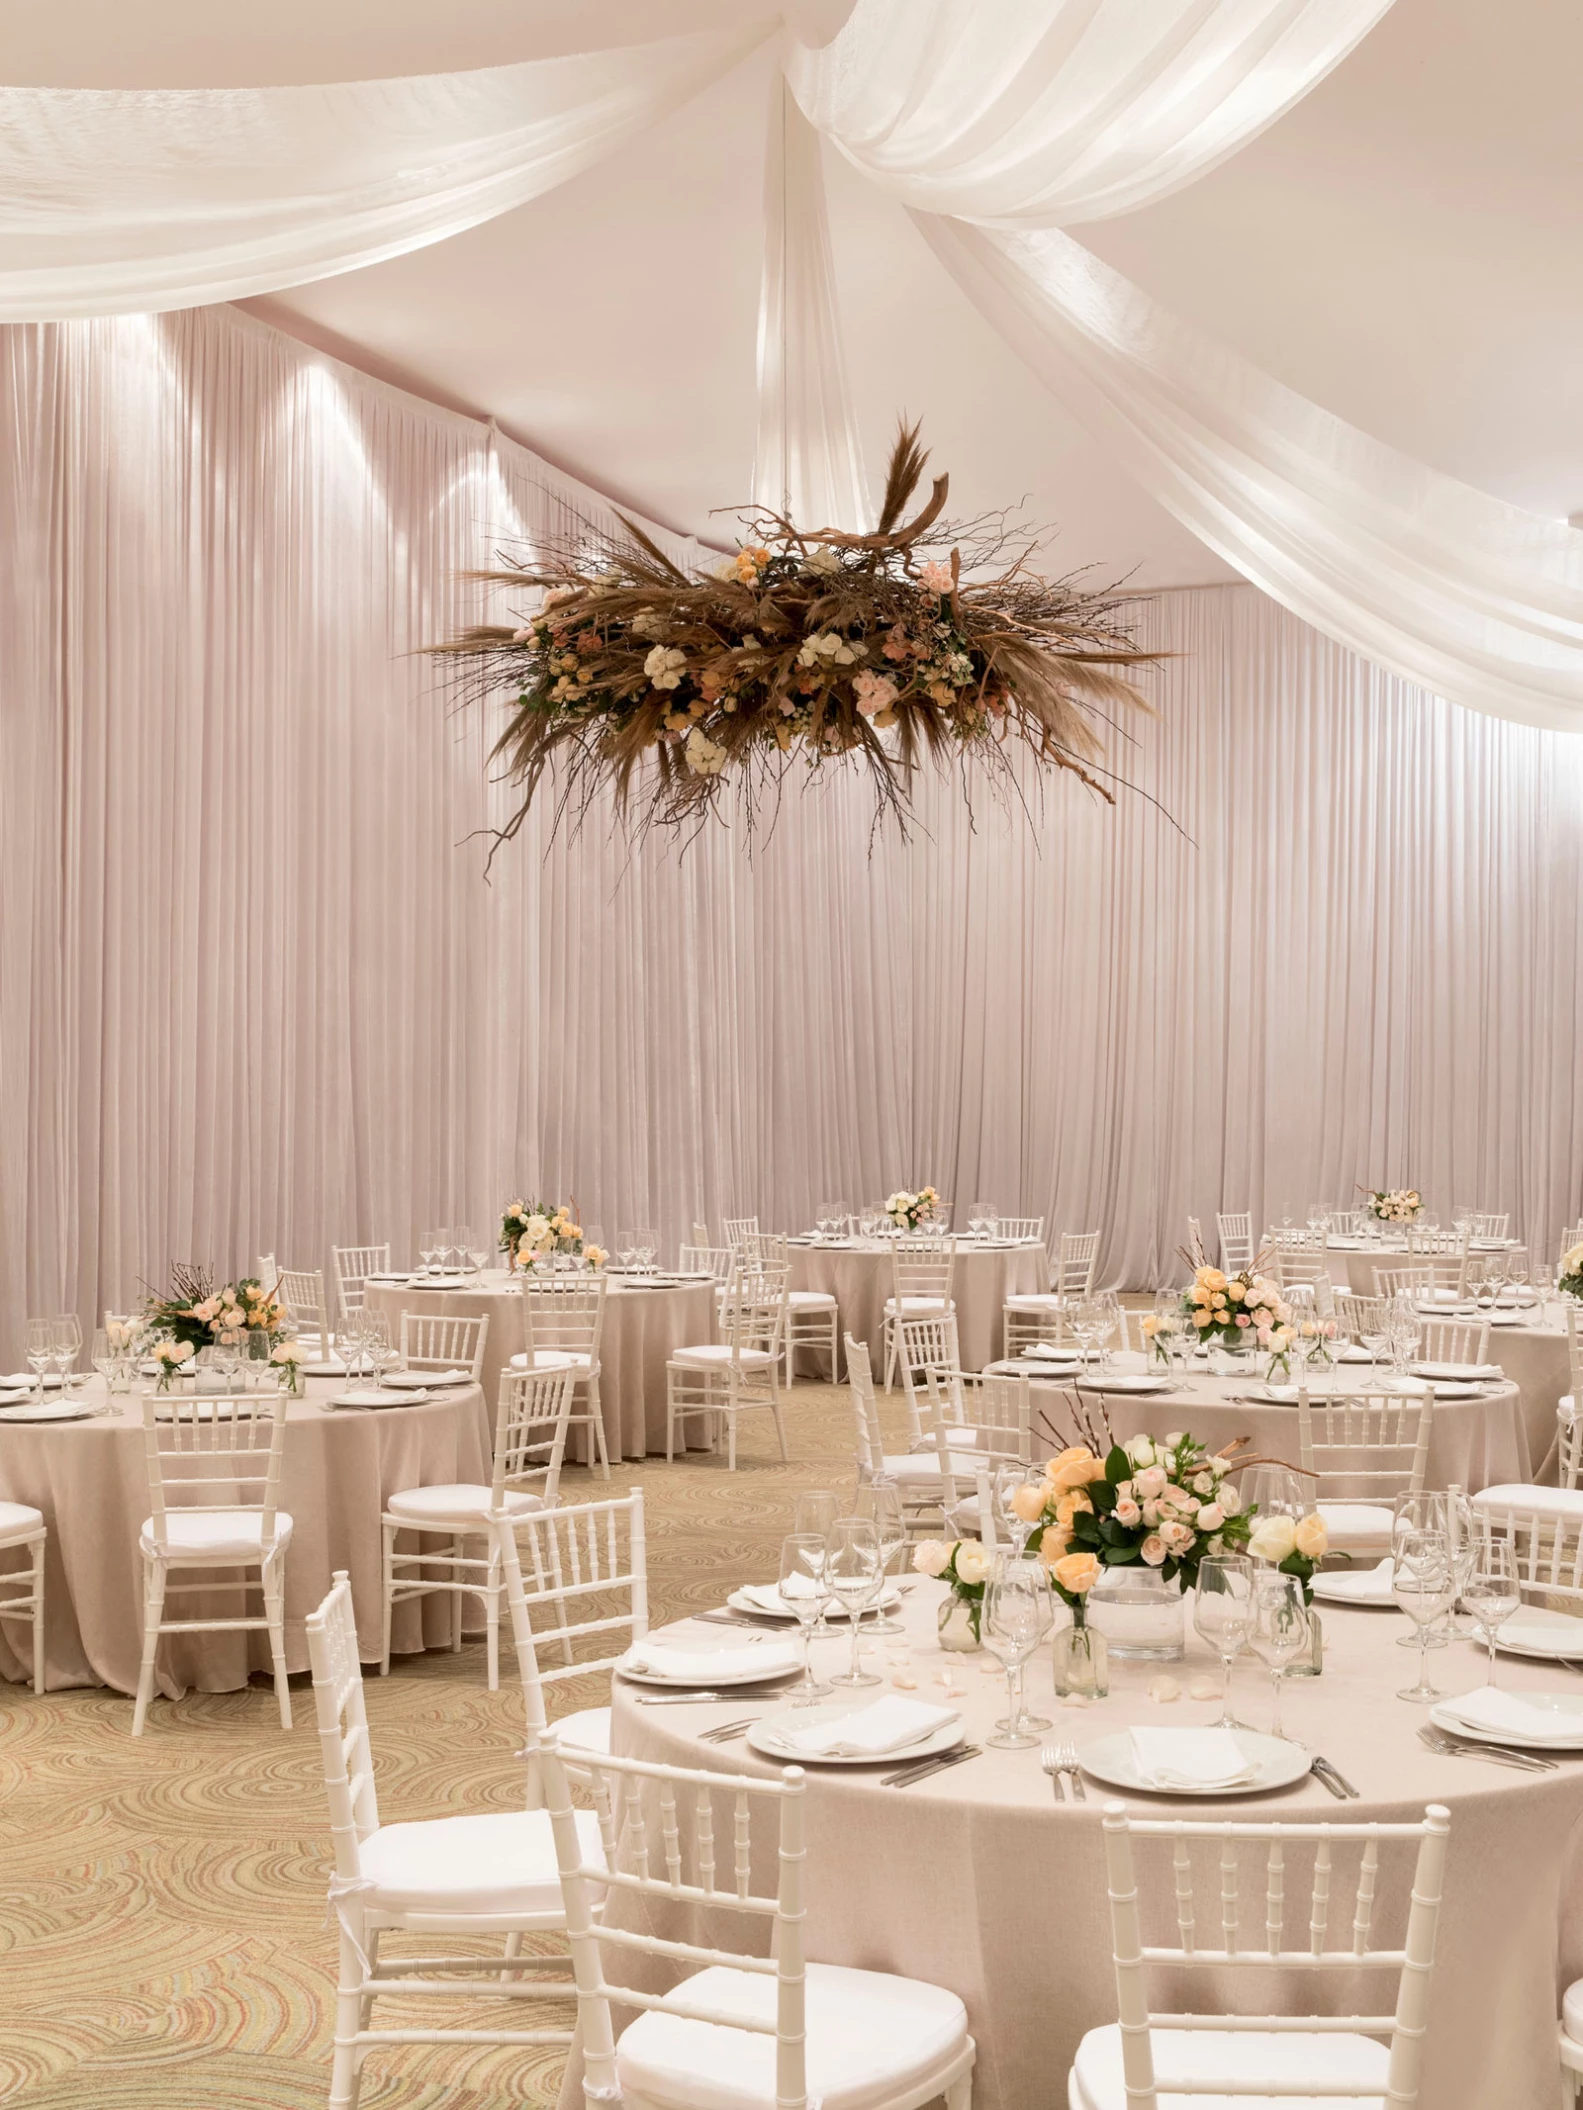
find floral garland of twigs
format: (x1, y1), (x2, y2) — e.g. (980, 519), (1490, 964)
(432, 424), (1156, 851)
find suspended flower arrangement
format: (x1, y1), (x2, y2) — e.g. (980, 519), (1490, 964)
(433, 425), (1155, 846)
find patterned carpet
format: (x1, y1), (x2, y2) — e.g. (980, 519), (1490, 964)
(0, 1379), (875, 2109)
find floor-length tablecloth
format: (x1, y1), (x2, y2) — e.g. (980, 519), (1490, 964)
(583, 1581), (1583, 2110)
(787, 1238), (1045, 1372)
(364, 1271), (718, 1460)
(0, 1374), (490, 1694)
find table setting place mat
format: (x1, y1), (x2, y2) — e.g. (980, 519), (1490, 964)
(1430, 1688), (1583, 1748)
(325, 1386), (431, 1409)
(617, 1635), (803, 1685)
(747, 1694), (961, 1764)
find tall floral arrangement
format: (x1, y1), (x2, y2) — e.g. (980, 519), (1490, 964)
(433, 425), (1153, 846)
(885, 1186), (941, 1231)
(1364, 1186), (1423, 1225)
(499, 1199), (606, 1270)
(1180, 1263), (1295, 1374)
(144, 1266), (286, 1354)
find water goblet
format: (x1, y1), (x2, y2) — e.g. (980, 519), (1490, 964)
(793, 1492), (838, 1651)
(1193, 1555), (1255, 1728)
(1461, 1535), (1521, 1685)
(983, 1556), (1054, 1748)
(854, 1478), (908, 1633)
(995, 1463), (1047, 1556)
(635, 1228), (660, 1275)
(52, 1313), (84, 1390)
(778, 1534), (832, 1704)
(1392, 1532), (1455, 1702)
(824, 1518), (883, 1688)
(1247, 1571), (1309, 1737)
(967, 1201), (991, 1239)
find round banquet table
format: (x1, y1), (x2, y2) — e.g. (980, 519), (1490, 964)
(585, 1580), (1583, 2110)
(0, 1372), (489, 1695)
(786, 1235), (1046, 1372)
(1323, 1235), (1528, 1300)
(987, 1348), (1533, 1495)
(363, 1269), (718, 1460)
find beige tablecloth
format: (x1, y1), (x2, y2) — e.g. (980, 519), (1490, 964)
(989, 1350), (1533, 1495)
(364, 1271), (718, 1460)
(588, 1581), (1583, 2110)
(787, 1238), (1046, 1372)
(0, 1373), (490, 1695)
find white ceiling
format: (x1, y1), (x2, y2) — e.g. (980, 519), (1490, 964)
(11, 0), (1583, 582)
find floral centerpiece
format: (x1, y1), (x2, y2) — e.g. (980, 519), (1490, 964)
(1559, 1242), (1583, 1301)
(1247, 1510), (1331, 1603)
(144, 1267), (286, 1355)
(911, 1537), (991, 1644)
(499, 1200), (604, 1269)
(1180, 1263), (1296, 1377)
(885, 1186), (941, 1231)
(1364, 1186), (1423, 1225)
(433, 424), (1153, 847)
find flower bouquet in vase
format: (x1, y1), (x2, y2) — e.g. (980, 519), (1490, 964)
(1247, 1503), (1331, 1674)
(886, 1187), (941, 1232)
(1180, 1258), (1295, 1380)
(1559, 1242), (1583, 1303)
(1363, 1185), (1423, 1227)
(912, 1537), (990, 1648)
(500, 1199), (601, 1271)
(144, 1266), (289, 1389)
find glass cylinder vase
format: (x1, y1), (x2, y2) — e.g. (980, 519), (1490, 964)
(937, 1593), (981, 1652)
(1052, 1619), (1108, 1698)
(1085, 1565), (1187, 1661)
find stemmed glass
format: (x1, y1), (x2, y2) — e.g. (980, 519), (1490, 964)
(995, 1463), (1047, 1556)
(983, 1556), (1054, 1749)
(453, 1226), (475, 1274)
(1150, 1289), (1183, 1370)
(1068, 1295), (1103, 1366)
(855, 1478), (908, 1633)
(1193, 1555), (1254, 1728)
(417, 1233), (439, 1276)
(1247, 1572), (1309, 1738)
(634, 1228), (660, 1275)
(793, 1492), (838, 1656)
(25, 1319), (54, 1398)
(362, 1310), (396, 1387)
(967, 1201), (992, 1239)
(824, 1518), (883, 1688)
(211, 1331), (244, 1397)
(1392, 1531), (1455, 1701)
(338, 1312), (372, 1387)
(52, 1314), (84, 1391)
(777, 1534), (832, 1704)
(1462, 1535), (1521, 1685)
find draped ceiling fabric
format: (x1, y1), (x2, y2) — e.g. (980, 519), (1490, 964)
(5, 306), (1582, 1360)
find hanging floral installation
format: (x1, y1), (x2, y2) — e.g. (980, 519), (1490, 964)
(434, 425), (1156, 845)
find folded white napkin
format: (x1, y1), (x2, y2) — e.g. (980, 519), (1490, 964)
(1129, 1727), (1259, 1789)
(1314, 1558), (1395, 1598)
(623, 1639), (802, 1681)
(1440, 1687), (1583, 1744)
(1029, 1342), (1082, 1360)
(774, 1696), (958, 1757)
(1411, 1361), (1502, 1381)
(387, 1367), (467, 1387)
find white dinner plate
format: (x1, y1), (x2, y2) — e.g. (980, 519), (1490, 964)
(382, 1368), (471, 1389)
(1336, 1345), (1375, 1363)
(1078, 1729), (1312, 1798)
(0, 1398), (96, 1423)
(0, 1388), (36, 1406)
(300, 1359), (347, 1378)
(1492, 1613), (1583, 1662)
(616, 1647), (797, 1689)
(1412, 1362), (1504, 1382)
(326, 1387), (430, 1409)
(364, 1274), (414, 1286)
(0, 1372), (63, 1389)
(1426, 1382), (1494, 1402)
(1091, 1374), (1173, 1395)
(727, 1585), (903, 1623)
(746, 1702), (962, 1767)
(1429, 1692), (1583, 1750)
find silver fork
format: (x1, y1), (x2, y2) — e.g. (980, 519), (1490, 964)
(699, 1718), (759, 1744)
(1057, 1734), (1087, 1800)
(1417, 1725), (1555, 1772)
(1039, 1739), (1068, 1802)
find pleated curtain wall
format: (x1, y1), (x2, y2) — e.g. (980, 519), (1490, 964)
(4, 302), (1582, 1361)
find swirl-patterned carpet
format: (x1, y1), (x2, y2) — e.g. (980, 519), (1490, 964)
(0, 1378), (876, 2108)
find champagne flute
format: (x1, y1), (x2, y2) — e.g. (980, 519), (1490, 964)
(26, 1318), (53, 1398)
(1462, 1535), (1521, 1686)
(824, 1518), (882, 1688)
(453, 1226), (475, 1273)
(1392, 1531), (1455, 1702)
(793, 1492), (838, 1652)
(1193, 1554), (1254, 1728)
(1247, 1571), (1308, 1738)
(983, 1555), (1054, 1749)
(777, 1535), (832, 1704)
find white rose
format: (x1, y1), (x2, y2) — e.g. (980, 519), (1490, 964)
(953, 1543), (991, 1587)
(1127, 1436), (1156, 1466)
(1248, 1515), (1298, 1564)
(911, 1540), (951, 1578)
(1196, 1503), (1225, 1532)
(1218, 1487), (1242, 1516)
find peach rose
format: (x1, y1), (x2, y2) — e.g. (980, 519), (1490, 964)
(1037, 1524), (1072, 1565)
(1010, 1480), (1052, 1523)
(1294, 1513), (1329, 1559)
(1140, 1534), (1168, 1566)
(1055, 1489), (1093, 1527)
(1052, 1552), (1101, 1595)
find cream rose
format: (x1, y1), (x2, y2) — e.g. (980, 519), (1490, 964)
(1248, 1515), (1298, 1563)
(1134, 1466), (1167, 1499)
(1010, 1481), (1052, 1523)
(1294, 1513), (1330, 1559)
(911, 1539), (952, 1578)
(953, 1543), (992, 1587)
(1140, 1534), (1168, 1566)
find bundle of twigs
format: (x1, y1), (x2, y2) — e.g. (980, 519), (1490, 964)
(433, 424), (1156, 848)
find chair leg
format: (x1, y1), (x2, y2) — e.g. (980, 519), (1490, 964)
(328, 1924), (367, 2110)
(588, 1373), (610, 1479)
(132, 1554), (165, 1736)
(379, 1520), (396, 1674)
(451, 1536), (464, 1653)
(485, 1540), (501, 1694)
(262, 1553), (292, 1730)
(727, 1402), (737, 1473)
(666, 1375), (677, 1464)
(769, 1375), (790, 1464)
(30, 1538), (45, 1696)
(945, 2069), (974, 2110)
(501, 1927), (523, 1985)
(883, 1315), (896, 1391)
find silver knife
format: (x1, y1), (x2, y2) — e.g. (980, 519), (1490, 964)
(688, 1609), (791, 1630)
(1311, 1754), (1359, 1797)
(634, 1687), (790, 1705)
(883, 1744), (981, 1789)
(1308, 1758), (1351, 1800)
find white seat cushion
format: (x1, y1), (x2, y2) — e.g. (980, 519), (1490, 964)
(616, 1959), (969, 2110)
(882, 1296), (953, 1315)
(359, 1806), (604, 1917)
(554, 1705), (611, 1755)
(0, 1501), (44, 1540)
(1563, 1976), (1583, 2046)
(1071, 2023), (1389, 2109)
(879, 1452), (982, 1486)
(669, 1345), (779, 1371)
(1315, 1501), (1397, 1551)
(385, 1484), (545, 1525)
(507, 1349), (587, 1372)
(140, 1510), (293, 1560)
(1472, 1484), (1583, 1525)
(786, 1290), (837, 1310)
(1004, 1293), (1066, 1312)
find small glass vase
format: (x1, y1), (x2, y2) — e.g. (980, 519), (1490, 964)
(937, 1593), (981, 1652)
(1209, 1334), (1257, 1378)
(1085, 1565), (1187, 1661)
(1288, 1603), (1324, 1677)
(1052, 1618), (1108, 1698)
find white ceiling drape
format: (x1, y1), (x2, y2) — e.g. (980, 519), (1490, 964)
(784, 0), (1393, 223)
(0, 24), (772, 318)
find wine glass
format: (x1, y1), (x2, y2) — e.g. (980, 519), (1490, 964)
(246, 1328), (276, 1390)
(854, 1478), (908, 1633)
(1392, 1531), (1455, 1702)
(453, 1226), (475, 1272)
(1193, 1555), (1254, 1728)
(777, 1534), (832, 1704)
(967, 1201), (991, 1239)
(634, 1228), (659, 1275)
(417, 1233), (439, 1276)
(435, 1227), (456, 1272)
(210, 1331), (244, 1397)
(995, 1463), (1046, 1556)
(1093, 1290), (1124, 1367)
(983, 1555), (1054, 1749)
(1238, 1463), (1306, 1528)
(1247, 1571), (1309, 1738)
(1068, 1295), (1102, 1365)
(51, 1313), (84, 1390)
(824, 1518), (883, 1688)
(338, 1313), (371, 1386)
(1462, 1534), (1521, 1685)
(793, 1493), (838, 1651)
(25, 1319), (53, 1398)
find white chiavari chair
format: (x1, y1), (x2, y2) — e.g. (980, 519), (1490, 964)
(881, 1235), (957, 1392)
(1003, 1300), (1079, 1360)
(1055, 1230), (1101, 1295)
(722, 1214), (760, 1257)
(1000, 1228), (1100, 1354)
(1465, 1497), (1583, 1607)
(1185, 1214), (1202, 1255)
(690, 1219), (712, 1247)
(332, 1244), (389, 1321)
(924, 1367), (1032, 1528)
(746, 1232), (840, 1382)
(511, 1275), (611, 1478)
(1268, 1248), (1336, 1312)
(1557, 1305), (1583, 1493)
(1412, 1313), (1492, 1368)
(1296, 1388), (1432, 1557)
(539, 1734), (976, 2110)
(682, 1242), (739, 1326)
(995, 1214), (1046, 1242)
(1468, 1212), (1511, 1240)
(399, 1310), (490, 1381)
(0, 1501), (46, 1694)
(1372, 1264), (1436, 1300)
(1069, 1801), (1451, 2109)
(896, 1309), (963, 1446)
(847, 1336), (967, 1534)
(257, 1251), (278, 1288)
(133, 1391), (292, 1735)
(666, 1264), (790, 1469)
(1334, 1290), (1388, 1346)
(380, 1362), (577, 1689)
(1558, 1223), (1583, 1271)
(496, 1490), (648, 1783)
(1216, 1211), (1254, 1271)
(306, 1572), (590, 2110)
(279, 1266), (338, 1367)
